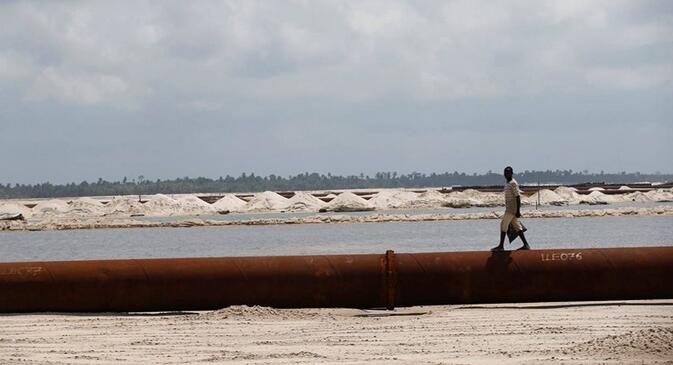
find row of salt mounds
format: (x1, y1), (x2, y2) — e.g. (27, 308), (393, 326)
(555, 186), (607, 205)
(211, 194), (247, 213)
(368, 190), (421, 209)
(0, 202), (33, 218)
(283, 192), (327, 212)
(324, 192), (375, 212)
(105, 194), (216, 217)
(242, 191), (289, 212)
(552, 186), (604, 205)
(66, 197), (105, 216)
(582, 189), (673, 204)
(622, 190), (673, 203)
(103, 196), (149, 216)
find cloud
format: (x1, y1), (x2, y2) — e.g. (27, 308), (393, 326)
(617, 21), (673, 48)
(1, 0), (671, 107)
(0, 50), (34, 81)
(585, 64), (673, 90)
(540, 0), (609, 27)
(0, 1), (671, 183)
(179, 100), (225, 112)
(345, 0), (425, 37)
(26, 67), (129, 105)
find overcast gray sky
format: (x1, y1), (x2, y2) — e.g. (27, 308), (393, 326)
(1, 1), (672, 184)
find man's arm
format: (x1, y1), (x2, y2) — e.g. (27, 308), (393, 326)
(516, 195), (521, 218)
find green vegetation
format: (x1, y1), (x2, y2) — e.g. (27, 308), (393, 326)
(1, 170), (671, 199)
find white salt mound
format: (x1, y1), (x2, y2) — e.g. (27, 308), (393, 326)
(0, 202), (32, 217)
(460, 189), (483, 199)
(415, 190), (449, 208)
(368, 190), (420, 209)
(526, 189), (566, 206)
(211, 194), (247, 212)
(67, 197), (105, 216)
(443, 191), (481, 208)
(324, 192), (375, 212)
(445, 189), (502, 207)
(283, 192), (326, 212)
(623, 191), (652, 203)
(477, 192), (503, 207)
(465, 189), (503, 207)
(553, 186), (584, 205)
(31, 199), (69, 216)
(588, 187), (605, 191)
(71, 197), (104, 206)
(143, 194), (183, 216)
(104, 196), (148, 216)
(243, 191), (289, 212)
(645, 189), (673, 202)
(587, 191), (624, 204)
(175, 195), (217, 215)
(618, 185), (633, 190)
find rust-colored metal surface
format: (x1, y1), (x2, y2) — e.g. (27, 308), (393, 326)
(0, 254), (389, 312)
(395, 247), (673, 306)
(1, 247), (671, 312)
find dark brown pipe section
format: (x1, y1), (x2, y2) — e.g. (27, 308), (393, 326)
(1, 247), (672, 312)
(395, 247), (673, 305)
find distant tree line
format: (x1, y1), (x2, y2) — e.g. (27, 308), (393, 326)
(1, 170), (671, 199)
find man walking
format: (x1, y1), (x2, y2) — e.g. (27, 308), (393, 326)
(491, 166), (530, 251)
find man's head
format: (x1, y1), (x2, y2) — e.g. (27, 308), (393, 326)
(504, 166), (513, 181)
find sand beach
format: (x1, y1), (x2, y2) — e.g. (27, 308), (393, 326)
(1, 300), (671, 364)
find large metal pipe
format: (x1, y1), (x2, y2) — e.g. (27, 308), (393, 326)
(395, 247), (673, 305)
(1, 247), (671, 312)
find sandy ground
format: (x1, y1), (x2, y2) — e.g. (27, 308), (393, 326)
(1, 300), (671, 364)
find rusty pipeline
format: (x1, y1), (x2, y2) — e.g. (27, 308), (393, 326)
(0, 247), (672, 312)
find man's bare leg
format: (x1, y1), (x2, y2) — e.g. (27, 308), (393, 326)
(491, 232), (506, 251)
(517, 231), (530, 250)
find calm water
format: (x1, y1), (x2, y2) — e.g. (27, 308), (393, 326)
(1, 215), (672, 262)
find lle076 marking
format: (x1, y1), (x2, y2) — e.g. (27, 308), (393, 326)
(540, 252), (583, 262)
